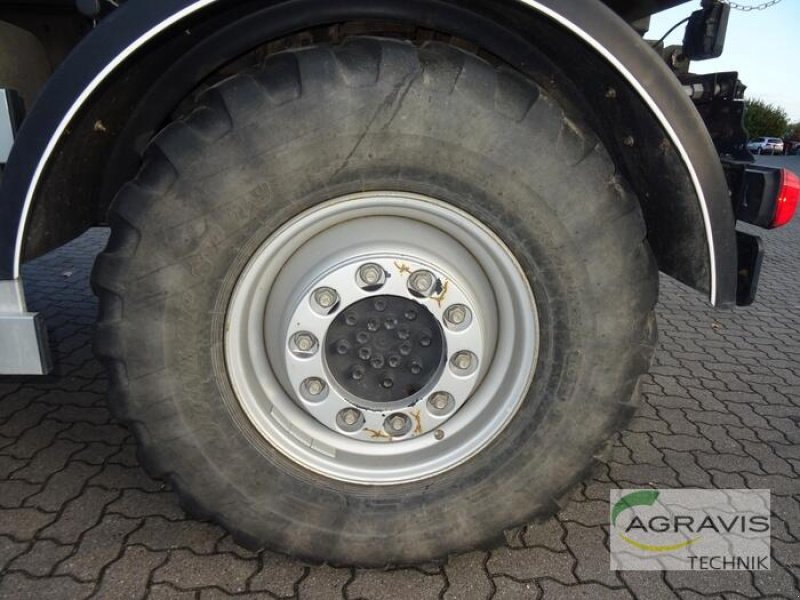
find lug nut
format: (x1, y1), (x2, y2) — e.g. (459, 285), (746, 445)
(428, 391), (454, 416)
(384, 413), (411, 436)
(305, 378), (325, 396)
(357, 263), (385, 289)
(450, 350), (478, 375)
(444, 304), (471, 329)
(337, 408), (364, 432)
(290, 332), (318, 357)
(301, 377), (327, 401)
(408, 270), (435, 295)
(352, 366), (365, 381)
(312, 287), (339, 312)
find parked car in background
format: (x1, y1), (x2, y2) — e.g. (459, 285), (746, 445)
(747, 137), (785, 154)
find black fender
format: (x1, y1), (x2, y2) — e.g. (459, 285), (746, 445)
(0, 0), (738, 306)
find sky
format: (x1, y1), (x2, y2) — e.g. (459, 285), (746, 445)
(649, 0), (800, 122)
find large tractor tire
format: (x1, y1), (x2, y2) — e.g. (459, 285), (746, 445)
(93, 37), (658, 566)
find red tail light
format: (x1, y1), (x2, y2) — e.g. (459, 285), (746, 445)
(772, 168), (800, 228)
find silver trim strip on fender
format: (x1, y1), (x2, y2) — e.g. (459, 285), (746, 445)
(11, 0), (718, 304)
(0, 89), (16, 164)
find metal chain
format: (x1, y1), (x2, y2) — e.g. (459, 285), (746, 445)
(720, 0), (783, 11)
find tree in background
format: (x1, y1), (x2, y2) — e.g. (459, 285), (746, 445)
(786, 122), (800, 142)
(743, 99), (789, 139)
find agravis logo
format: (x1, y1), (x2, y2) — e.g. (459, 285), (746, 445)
(609, 489), (771, 571)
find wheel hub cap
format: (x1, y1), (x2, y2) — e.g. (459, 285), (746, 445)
(325, 295), (444, 404)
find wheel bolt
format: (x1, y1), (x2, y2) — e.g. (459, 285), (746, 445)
(428, 391), (454, 415)
(338, 408), (363, 432)
(408, 270), (435, 295)
(444, 304), (471, 329)
(384, 413), (411, 436)
(450, 350), (477, 374)
(301, 377), (327, 401)
(312, 287), (339, 312)
(290, 332), (318, 357)
(357, 263), (385, 289)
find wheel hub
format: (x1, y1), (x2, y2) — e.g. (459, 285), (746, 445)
(325, 295), (444, 404)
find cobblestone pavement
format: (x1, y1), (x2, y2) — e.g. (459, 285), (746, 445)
(1, 215), (799, 599)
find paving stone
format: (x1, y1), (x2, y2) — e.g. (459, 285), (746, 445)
(215, 534), (258, 559)
(24, 461), (101, 511)
(0, 507), (57, 539)
(128, 516), (223, 554)
(70, 441), (119, 465)
(0, 536), (28, 571)
(564, 522), (621, 586)
(147, 583), (199, 599)
(89, 463), (164, 492)
(443, 552), (492, 600)
(522, 518), (567, 551)
(107, 489), (185, 520)
(491, 576), (540, 599)
(0, 403), (59, 441)
(0, 572), (94, 599)
(39, 486), (119, 544)
(694, 452), (762, 474)
(665, 571), (760, 598)
(660, 450), (713, 487)
(486, 546), (575, 583)
(93, 545), (167, 600)
(55, 513), (141, 581)
(538, 580), (633, 600)
(619, 571), (680, 600)
(0, 454), (26, 479)
(248, 551), (307, 597)
(153, 549), (257, 593)
(7, 539), (73, 577)
(0, 478), (40, 508)
(650, 433), (712, 453)
(347, 567), (445, 600)
(296, 564), (350, 600)
(10, 438), (83, 482)
(557, 499), (609, 527)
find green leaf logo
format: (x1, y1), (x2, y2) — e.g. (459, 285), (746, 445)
(612, 490), (700, 553)
(612, 490), (660, 525)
